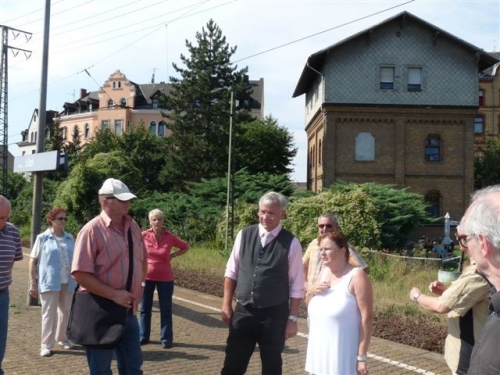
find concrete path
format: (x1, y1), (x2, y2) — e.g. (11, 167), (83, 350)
(1, 254), (450, 374)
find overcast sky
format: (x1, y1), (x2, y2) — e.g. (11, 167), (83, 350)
(1, 0), (499, 182)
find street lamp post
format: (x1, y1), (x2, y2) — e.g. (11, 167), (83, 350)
(224, 90), (234, 254)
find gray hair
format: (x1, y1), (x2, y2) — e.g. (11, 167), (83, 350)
(0, 196), (11, 210)
(148, 208), (164, 221)
(259, 191), (287, 211)
(319, 213), (339, 227)
(460, 184), (500, 255)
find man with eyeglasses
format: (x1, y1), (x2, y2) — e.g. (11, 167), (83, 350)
(409, 228), (490, 375)
(302, 213), (369, 305)
(456, 184), (500, 375)
(72, 178), (148, 375)
(221, 191), (304, 375)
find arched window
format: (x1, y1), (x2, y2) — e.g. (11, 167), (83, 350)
(150, 121), (157, 135)
(425, 135), (441, 162)
(158, 121), (166, 137)
(120, 98), (127, 107)
(84, 123), (90, 139)
(30, 132), (34, 142)
(474, 116), (484, 134)
(62, 127), (67, 140)
(107, 99), (114, 109)
(112, 82), (116, 89)
(425, 190), (441, 218)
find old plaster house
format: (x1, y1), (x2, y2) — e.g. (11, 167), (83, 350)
(17, 70), (264, 153)
(293, 11), (499, 224)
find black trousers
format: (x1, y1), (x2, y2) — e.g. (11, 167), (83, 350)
(221, 302), (289, 375)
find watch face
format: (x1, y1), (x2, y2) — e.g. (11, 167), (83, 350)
(141, 281), (146, 287)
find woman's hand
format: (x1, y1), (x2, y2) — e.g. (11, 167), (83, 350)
(357, 359), (368, 375)
(29, 283), (38, 298)
(310, 281), (330, 296)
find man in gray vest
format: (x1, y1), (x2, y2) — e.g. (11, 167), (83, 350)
(221, 191), (305, 375)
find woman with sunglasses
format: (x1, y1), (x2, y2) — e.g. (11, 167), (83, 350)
(29, 208), (76, 357)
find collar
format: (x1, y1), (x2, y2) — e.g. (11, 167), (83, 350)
(490, 290), (500, 314)
(258, 223), (282, 237)
(100, 210), (131, 228)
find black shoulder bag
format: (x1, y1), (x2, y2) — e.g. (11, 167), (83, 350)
(67, 229), (134, 349)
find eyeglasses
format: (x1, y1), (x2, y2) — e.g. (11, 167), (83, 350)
(455, 232), (474, 248)
(56, 217), (67, 221)
(318, 224), (333, 229)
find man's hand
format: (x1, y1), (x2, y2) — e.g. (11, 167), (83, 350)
(221, 303), (233, 325)
(285, 320), (298, 340)
(112, 289), (134, 308)
(429, 280), (447, 296)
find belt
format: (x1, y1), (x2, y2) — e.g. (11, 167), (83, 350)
(0, 288), (8, 293)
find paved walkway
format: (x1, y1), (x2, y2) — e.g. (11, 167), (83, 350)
(2, 254), (450, 374)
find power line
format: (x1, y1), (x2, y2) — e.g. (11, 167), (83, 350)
(234, 0), (415, 63)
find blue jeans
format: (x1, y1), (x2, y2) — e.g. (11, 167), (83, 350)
(140, 280), (174, 345)
(0, 290), (9, 375)
(86, 314), (143, 375)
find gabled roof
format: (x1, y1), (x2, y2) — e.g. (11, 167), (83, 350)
(293, 11), (500, 97)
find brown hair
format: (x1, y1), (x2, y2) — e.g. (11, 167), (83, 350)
(46, 207), (67, 226)
(318, 231), (349, 262)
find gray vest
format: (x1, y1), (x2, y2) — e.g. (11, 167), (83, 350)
(235, 224), (294, 308)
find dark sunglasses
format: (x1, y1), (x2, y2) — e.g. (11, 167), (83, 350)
(105, 196), (127, 203)
(318, 224), (333, 229)
(56, 217), (67, 221)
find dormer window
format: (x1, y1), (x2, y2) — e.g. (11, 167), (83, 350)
(152, 99), (158, 109)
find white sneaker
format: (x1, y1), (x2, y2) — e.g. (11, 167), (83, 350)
(40, 348), (51, 357)
(58, 341), (73, 349)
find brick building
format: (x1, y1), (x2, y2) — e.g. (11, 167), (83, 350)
(293, 11), (499, 224)
(476, 52), (500, 154)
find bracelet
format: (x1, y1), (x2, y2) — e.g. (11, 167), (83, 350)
(357, 355), (367, 362)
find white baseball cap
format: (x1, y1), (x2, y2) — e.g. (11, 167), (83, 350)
(98, 178), (137, 201)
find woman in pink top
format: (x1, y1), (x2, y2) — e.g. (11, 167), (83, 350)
(140, 209), (189, 348)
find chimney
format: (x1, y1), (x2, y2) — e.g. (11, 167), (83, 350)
(80, 88), (87, 98)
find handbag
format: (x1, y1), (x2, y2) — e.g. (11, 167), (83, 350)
(66, 229), (134, 349)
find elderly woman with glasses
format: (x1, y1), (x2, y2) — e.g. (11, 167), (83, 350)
(29, 208), (76, 357)
(305, 231), (373, 375)
(140, 208), (189, 349)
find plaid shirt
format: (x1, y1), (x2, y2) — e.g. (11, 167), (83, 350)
(302, 238), (368, 288)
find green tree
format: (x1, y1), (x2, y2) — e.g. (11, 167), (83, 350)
(79, 124), (168, 192)
(235, 116), (297, 176)
(475, 137), (500, 189)
(330, 182), (434, 249)
(45, 118), (65, 152)
(163, 19), (254, 189)
(54, 151), (141, 225)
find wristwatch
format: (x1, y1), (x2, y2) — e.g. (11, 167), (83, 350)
(357, 355), (367, 362)
(413, 292), (421, 304)
(288, 315), (298, 322)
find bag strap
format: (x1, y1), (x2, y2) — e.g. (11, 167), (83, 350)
(126, 228), (133, 292)
(73, 227), (135, 293)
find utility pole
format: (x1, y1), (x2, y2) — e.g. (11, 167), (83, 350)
(0, 26), (32, 195)
(28, 0), (51, 306)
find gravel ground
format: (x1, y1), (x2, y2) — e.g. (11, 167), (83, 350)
(174, 269), (447, 354)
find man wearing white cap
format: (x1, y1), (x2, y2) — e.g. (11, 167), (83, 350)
(72, 178), (147, 375)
